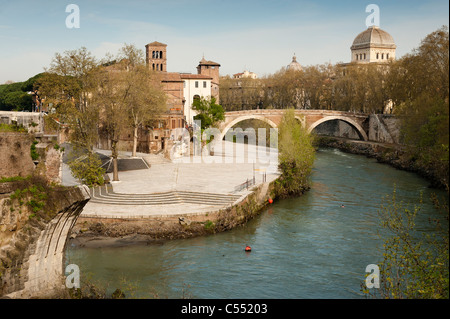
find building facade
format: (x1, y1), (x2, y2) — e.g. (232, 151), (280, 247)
(233, 70), (258, 79)
(181, 74), (212, 125)
(145, 41), (167, 72)
(350, 25), (396, 64)
(141, 42), (220, 153)
(196, 57), (221, 103)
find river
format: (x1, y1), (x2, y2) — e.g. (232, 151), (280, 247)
(65, 147), (447, 299)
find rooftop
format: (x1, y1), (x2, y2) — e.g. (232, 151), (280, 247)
(351, 25), (396, 50)
(145, 41), (167, 47)
(180, 74), (213, 80)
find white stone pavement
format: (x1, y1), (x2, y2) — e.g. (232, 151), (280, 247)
(62, 141), (280, 218)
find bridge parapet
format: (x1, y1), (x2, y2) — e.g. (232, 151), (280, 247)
(224, 109), (368, 118)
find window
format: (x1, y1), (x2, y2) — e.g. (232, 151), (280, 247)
(382, 53), (384, 59)
(386, 53), (390, 59)
(356, 54), (359, 60)
(364, 53), (366, 59)
(203, 81), (207, 88)
(195, 81), (199, 88)
(152, 51), (160, 59)
(376, 53), (379, 59)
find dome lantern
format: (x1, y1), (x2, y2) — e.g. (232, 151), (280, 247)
(287, 54), (302, 71)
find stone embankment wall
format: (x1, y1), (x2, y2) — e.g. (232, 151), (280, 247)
(73, 182), (274, 243)
(0, 129), (90, 298)
(0, 183), (90, 298)
(0, 132), (35, 178)
(0, 132), (63, 184)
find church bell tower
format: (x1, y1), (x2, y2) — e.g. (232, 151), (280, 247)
(145, 41), (167, 72)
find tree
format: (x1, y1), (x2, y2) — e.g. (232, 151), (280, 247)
(35, 47), (99, 151)
(219, 75), (264, 111)
(92, 44), (167, 181)
(0, 74), (43, 111)
(116, 44), (166, 157)
(332, 63), (389, 113)
(389, 26), (449, 187)
(67, 151), (105, 187)
(91, 64), (128, 182)
(192, 96), (225, 130)
(262, 68), (303, 109)
(0, 91), (32, 111)
(273, 109), (315, 198)
(364, 189), (449, 299)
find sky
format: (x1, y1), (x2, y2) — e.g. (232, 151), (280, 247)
(0, 0), (448, 84)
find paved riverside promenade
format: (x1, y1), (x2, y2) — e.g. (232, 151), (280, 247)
(62, 141), (279, 218)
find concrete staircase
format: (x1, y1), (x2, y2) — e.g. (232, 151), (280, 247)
(89, 184), (242, 207)
(142, 153), (171, 165)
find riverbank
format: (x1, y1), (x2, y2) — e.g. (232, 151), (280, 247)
(316, 136), (448, 189)
(70, 180), (276, 248)
(65, 147), (447, 299)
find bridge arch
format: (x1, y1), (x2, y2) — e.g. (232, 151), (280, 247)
(219, 115), (278, 142)
(307, 115), (368, 141)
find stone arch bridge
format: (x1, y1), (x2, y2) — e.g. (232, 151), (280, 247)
(218, 109), (370, 141)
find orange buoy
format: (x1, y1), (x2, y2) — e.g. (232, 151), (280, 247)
(268, 198), (273, 204)
(245, 245), (252, 252)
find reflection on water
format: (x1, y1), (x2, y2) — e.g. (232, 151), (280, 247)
(66, 148), (447, 298)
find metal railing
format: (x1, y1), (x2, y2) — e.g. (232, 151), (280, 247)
(234, 177), (256, 192)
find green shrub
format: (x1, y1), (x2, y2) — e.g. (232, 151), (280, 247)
(68, 151), (105, 187)
(30, 140), (39, 160)
(273, 109), (315, 198)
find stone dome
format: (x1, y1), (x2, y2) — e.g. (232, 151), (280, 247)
(351, 26), (396, 50)
(287, 55), (302, 71)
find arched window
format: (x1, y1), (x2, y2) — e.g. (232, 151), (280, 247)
(356, 54), (359, 60)
(160, 51), (163, 59)
(376, 53), (379, 59)
(152, 63), (155, 70)
(193, 95), (200, 103)
(386, 53), (389, 59)
(381, 53), (384, 59)
(364, 53), (366, 59)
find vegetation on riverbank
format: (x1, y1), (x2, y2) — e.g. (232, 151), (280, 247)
(390, 26), (449, 192)
(363, 188), (449, 299)
(273, 109), (315, 199)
